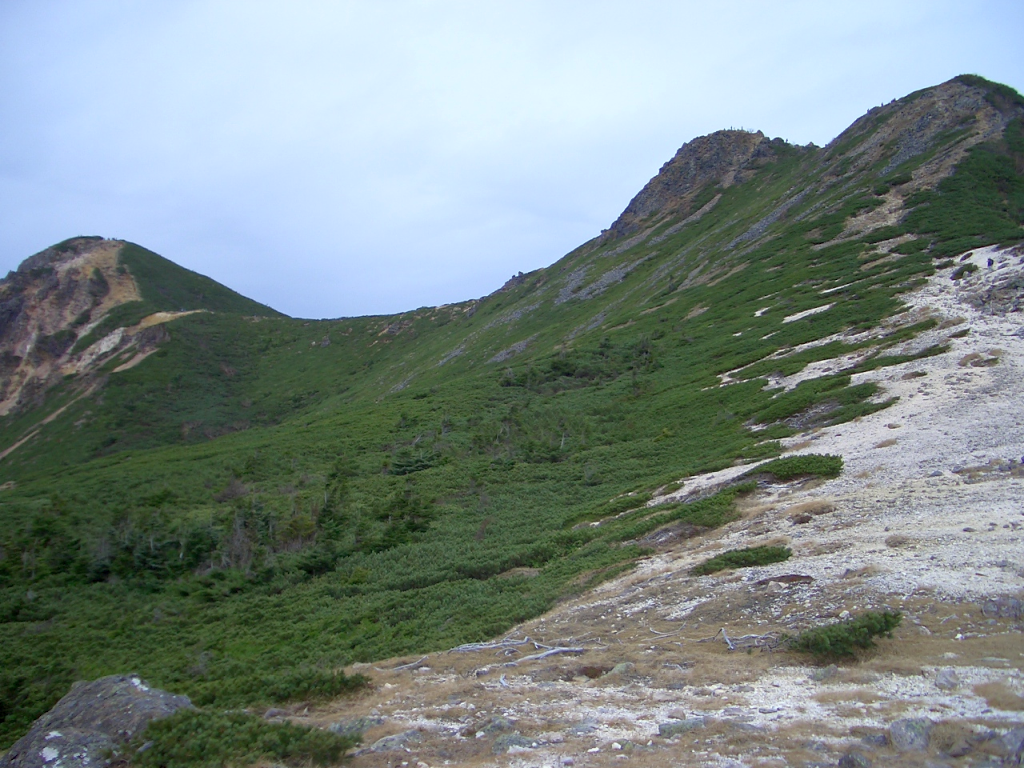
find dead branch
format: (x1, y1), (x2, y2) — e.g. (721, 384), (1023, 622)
(377, 655), (429, 672)
(698, 628), (781, 652)
(648, 626), (685, 637)
(450, 636), (532, 653)
(503, 647), (585, 666)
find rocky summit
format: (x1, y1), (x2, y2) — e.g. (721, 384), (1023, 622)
(1, 75), (1022, 767)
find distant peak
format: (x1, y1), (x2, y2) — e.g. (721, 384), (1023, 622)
(607, 129), (787, 238)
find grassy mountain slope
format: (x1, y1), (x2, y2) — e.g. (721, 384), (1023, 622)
(0, 75), (1022, 749)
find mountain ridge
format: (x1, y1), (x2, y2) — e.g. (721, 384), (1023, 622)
(0, 74), (1022, 762)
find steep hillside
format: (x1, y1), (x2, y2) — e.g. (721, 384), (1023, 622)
(1, 75), (1022, 760)
(0, 237), (281, 420)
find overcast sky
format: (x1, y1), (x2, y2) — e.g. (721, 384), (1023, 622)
(2, 1), (1022, 318)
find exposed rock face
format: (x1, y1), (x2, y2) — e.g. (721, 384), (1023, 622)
(0, 239), (201, 431)
(0, 675), (192, 768)
(605, 76), (1023, 246)
(824, 76), (1014, 177)
(0, 238), (141, 415)
(608, 130), (782, 237)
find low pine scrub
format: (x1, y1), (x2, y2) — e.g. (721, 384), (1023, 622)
(130, 709), (355, 768)
(789, 610), (902, 659)
(747, 454), (843, 481)
(690, 545), (791, 575)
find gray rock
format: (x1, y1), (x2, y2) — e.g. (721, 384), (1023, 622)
(935, 668), (960, 691)
(263, 707), (289, 719)
(889, 718), (933, 751)
(369, 729), (422, 752)
(658, 718), (705, 737)
(809, 664), (839, 682)
(992, 727), (1024, 760)
(605, 662), (636, 677)
(838, 749), (873, 768)
(491, 733), (535, 754)
(981, 596), (1023, 619)
(329, 715), (385, 739)
(0, 674), (192, 768)
(859, 732), (889, 747)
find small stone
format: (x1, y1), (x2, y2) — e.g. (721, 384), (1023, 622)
(935, 668), (960, 691)
(263, 708), (288, 719)
(889, 718), (933, 751)
(560, 758), (575, 766)
(838, 749), (873, 768)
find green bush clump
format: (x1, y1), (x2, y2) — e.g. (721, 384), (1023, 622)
(131, 709), (355, 768)
(746, 454), (843, 481)
(789, 610), (902, 659)
(690, 545), (791, 575)
(951, 262), (979, 280)
(196, 668), (367, 707)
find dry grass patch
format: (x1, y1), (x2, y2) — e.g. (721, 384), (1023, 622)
(783, 499), (835, 517)
(974, 681), (1024, 711)
(812, 688), (883, 704)
(841, 564), (881, 579)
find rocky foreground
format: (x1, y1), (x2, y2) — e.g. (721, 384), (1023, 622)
(284, 246), (1024, 767)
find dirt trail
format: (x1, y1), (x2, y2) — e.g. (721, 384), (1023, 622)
(291, 247), (1024, 767)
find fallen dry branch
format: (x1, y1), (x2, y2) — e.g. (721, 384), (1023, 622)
(450, 637), (532, 653)
(699, 628), (782, 652)
(503, 647), (586, 666)
(378, 655), (429, 672)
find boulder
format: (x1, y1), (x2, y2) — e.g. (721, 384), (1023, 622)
(934, 668), (960, 691)
(658, 718), (705, 737)
(369, 729), (422, 753)
(889, 718), (933, 751)
(0, 674), (192, 768)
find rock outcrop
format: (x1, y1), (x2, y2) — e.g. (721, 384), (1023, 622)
(0, 675), (192, 768)
(608, 129), (784, 237)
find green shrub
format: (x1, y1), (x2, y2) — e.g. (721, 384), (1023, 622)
(789, 610), (902, 659)
(130, 709), (355, 768)
(951, 262), (978, 280)
(746, 454), (843, 481)
(690, 545), (791, 575)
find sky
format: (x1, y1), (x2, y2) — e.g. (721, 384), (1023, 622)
(1, 2), (1022, 319)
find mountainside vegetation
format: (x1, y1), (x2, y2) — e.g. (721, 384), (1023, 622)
(1, 75), (1022, 751)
